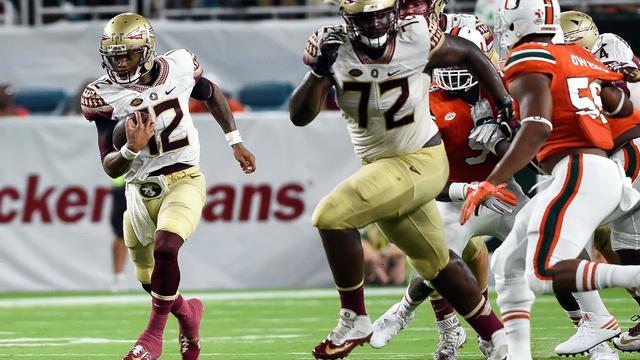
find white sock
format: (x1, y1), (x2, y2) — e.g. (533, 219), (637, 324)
(576, 260), (640, 291)
(399, 291), (422, 314)
(502, 316), (532, 360)
(573, 291), (610, 316)
(565, 309), (582, 327)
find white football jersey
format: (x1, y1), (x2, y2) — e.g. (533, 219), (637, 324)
(590, 33), (640, 108)
(324, 16), (441, 161)
(81, 49), (202, 183)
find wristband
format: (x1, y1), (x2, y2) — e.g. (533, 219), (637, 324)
(521, 116), (553, 130)
(310, 70), (324, 79)
(449, 182), (469, 202)
(120, 145), (139, 161)
(225, 130), (243, 146)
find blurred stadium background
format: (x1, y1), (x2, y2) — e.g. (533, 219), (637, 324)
(1, 0), (640, 359)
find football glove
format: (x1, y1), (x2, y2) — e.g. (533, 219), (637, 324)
(460, 181), (518, 224)
(609, 61), (640, 83)
(450, 182), (515, 216)
(469, 98), (505, 154)
(496, 94), (520, 140)
(312, 31), (346, 77)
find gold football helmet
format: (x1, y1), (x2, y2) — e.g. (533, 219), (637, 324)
(560, 11), (599, 51)
(100, 13), (155, 85)
(340, 0), (398, 49)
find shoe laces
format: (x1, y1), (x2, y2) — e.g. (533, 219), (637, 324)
(436, 328), (460, 353)
(628, 315), (640, 336)
(131, 345), (146, 356)
(180, 335), (197, 354)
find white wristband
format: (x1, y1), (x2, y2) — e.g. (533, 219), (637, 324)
(225, 130), (243, 146)
(120, 145), (139, 161)
(448, 182), (469, 202)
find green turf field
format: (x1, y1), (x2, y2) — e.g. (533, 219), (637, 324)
(0, 288), (638, 359)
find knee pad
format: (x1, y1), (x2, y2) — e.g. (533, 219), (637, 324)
(312, 195), (351, 229)
(524, 270), (554, 294)
(410, 251), (449, 281)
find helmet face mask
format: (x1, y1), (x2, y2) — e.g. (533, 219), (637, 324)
(100, 13), (155, 86)
(341, 0), (398, 49)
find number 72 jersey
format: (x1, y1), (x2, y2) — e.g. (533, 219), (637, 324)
(325, 15), (441, 161)
(81, 49), (201, 182)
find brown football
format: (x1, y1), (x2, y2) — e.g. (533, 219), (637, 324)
(112, 111), (147, 150)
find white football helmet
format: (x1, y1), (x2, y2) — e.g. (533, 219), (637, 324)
(433, 26), (494, 92)
(495, 0), (561, 51)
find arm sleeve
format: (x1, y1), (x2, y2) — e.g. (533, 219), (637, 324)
(95, 119), (116, 161)
(190, 76), (214, 101)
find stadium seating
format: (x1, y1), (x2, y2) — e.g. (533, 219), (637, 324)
(14, 87), (69, 115)
(238, 81), (294, 111)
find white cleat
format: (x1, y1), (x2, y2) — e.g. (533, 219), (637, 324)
(555, 312), (620, 356)
(433, 316), (467, 360)
(478, 328), (508, 360)
(613, 316), (640, 352)
(588, 342), (619, 360)
(312, 308), (373, 360)
(370, 302), (414, 349)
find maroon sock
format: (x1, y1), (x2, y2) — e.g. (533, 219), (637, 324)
(338, 285), (367, 315)
(430, 297), (455, 322)
(171, 294), (191, 321)
(144, 297), (173, 338)
(151, 231), (183, 296)
(464, 297), (504, 341)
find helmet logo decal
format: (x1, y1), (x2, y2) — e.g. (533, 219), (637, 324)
(125, 27), (144, 40)
(534, 9), (544, 25)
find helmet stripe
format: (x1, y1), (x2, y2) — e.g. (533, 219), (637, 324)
(544, 0), (554, 25)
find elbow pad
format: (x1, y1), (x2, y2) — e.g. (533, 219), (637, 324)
(191, 77), (214, 101)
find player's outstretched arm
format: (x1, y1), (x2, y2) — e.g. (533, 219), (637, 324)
(427, 34), (510, 109)
(486, 73), (553, 185)
(289, 73), (332, 127)
(195, 77), (256, 173)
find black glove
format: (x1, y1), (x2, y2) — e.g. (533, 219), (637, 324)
(312, 32), (346, 77)
(496, 94), (519, 140)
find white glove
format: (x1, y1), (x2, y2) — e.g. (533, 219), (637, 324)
(449, 182), (514, 215)
(469, 98), (506, 154)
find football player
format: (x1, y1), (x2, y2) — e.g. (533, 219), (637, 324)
(462, 0), (640, 358)
(369, 25), (529, 360)
(81, 13), (256, 360)
(289, 0), (516, 358)
(560, 10), (640, 354)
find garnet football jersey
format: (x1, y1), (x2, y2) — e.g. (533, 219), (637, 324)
(503, 42), (623, 162)
(430, 88), (500, 182)
(81, 49), (202, 183)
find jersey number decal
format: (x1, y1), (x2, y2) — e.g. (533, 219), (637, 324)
(343, 78), (415, 130)
(465, 137), (490, 165)
(567, 77), (607, 124)
(146, 98), (190, 156)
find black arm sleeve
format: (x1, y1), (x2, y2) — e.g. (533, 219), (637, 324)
(191, 76), (214, 101)
(95, 119), (116, 161)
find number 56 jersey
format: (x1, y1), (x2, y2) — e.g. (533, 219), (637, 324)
(312, 15), (441, 161)
(81, 49), (202, 183)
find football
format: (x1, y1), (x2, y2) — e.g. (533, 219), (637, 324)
(112, 111), (148, 150)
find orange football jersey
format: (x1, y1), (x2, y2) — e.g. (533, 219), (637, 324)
(430, 88), (500, 183)
(503, 42), (623, 163)
(610, 109), (640, 140)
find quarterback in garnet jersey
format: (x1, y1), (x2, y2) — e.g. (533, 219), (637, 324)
(370, 25), (528, 358)
(463, 0), (640, 358)
(81, 13), (255, 360)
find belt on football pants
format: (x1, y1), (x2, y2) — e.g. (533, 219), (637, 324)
(149, 162), (193, 177)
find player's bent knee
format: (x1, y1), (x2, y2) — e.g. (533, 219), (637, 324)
(462, 236), (485, 264)
(134, 265), (153, 284)
(410, 251), (449, 281)
(524, 270), (554, 294)
(312, 195), (354, 229)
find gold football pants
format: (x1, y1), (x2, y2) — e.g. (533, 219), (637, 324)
(123, 165), (206, 284)
(312, 143), (450, 280)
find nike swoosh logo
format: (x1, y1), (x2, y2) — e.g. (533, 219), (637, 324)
(325, 341), (354, 356)
(388, 70), (401, 77)
(165, 86), (177, 95)
(618, 335), (637, 345)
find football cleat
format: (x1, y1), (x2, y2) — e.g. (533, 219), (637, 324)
(370, 302), (414, 349)
(613, 315), (640, 352)
(588, 342), (620, 360)
(433, 316), (467, 360)
(478, 328), (508, 360)
(555, 312), (620, 356)
(312, 308), (373, 359)
(179, 298), (204, 360)
(122, 344), (154, 360)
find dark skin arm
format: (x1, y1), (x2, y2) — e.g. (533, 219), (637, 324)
(427, 34), (509, 104)
(204, 83), (256, 173)
(289, 73), (332, 127)
(485, 73), (553, 185)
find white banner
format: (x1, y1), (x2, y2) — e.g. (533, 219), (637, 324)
(0, 112), (360, 291)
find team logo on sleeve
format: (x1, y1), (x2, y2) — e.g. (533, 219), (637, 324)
(130, 98), (144, 106)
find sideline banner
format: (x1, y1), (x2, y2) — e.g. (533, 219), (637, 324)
(0, 112), (360, 291)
